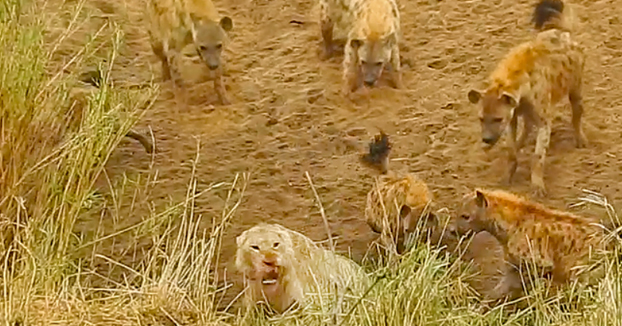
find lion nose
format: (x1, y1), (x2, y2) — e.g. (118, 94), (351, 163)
(263, 258), (277, 267)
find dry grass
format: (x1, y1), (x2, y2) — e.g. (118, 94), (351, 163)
(1, 0), (622, 325)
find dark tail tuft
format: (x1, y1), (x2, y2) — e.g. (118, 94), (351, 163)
(360, 132), (392, 174)
(532, 0), (564, 30)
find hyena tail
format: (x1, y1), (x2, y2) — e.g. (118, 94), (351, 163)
(360, 132), (392, 174)
(532, 0), (576, 32)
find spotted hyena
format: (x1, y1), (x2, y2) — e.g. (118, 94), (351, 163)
(361, 132), (439, 254)
(452, 188), (605, 296)
(319, 0), (401, 94)
(467, 0), (584, 196)
(235, 223), (369, 313)
(146, 0), (233, 104)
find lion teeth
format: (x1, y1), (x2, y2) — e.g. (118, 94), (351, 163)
(262, 279), (277, 285)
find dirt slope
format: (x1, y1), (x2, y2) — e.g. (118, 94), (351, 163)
(75, 0), (622, 308)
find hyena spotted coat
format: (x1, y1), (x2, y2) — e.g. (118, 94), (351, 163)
(146, 0), (233, 104)
(467, 0), (585, 196)
(452, 188), (606, 295)
(319, 0), (402, 94)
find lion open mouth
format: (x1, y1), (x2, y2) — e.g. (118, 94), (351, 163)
(261, 270), (279, 286)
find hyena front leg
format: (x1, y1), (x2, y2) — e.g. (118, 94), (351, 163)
(387, 42), (403, 89)
(151, 39), (172, 81)
(342, 41), (361, 95)
(163, 39), (185, 89)
(504, 112), (519, 186)
(531, 121), (551, 197)
(491, 266), (523, 304)
(214, 69), (230, 105)
(319, 5), (335, 60)
(516, 99), (534, 150)
(569, 88), (587, 148)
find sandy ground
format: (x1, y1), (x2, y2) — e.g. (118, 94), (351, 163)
(72, 0), (622, 309)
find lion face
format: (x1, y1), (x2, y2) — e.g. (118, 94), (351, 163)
(235, 224), (296, 301)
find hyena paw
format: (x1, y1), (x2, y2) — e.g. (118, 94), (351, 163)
(320, 46), (334, 60)
(531, 183), (548, 198)
(220, 95), (231, 105)
(575, 134), (587, 148)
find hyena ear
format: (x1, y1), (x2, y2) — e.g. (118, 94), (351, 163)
(350, 39), (363, 49)
(468, 90), (482, 104)
(189, 13), (200, 23)
(426, 211), (438, 224)
(399, 205), (412, 219)
(475, 190), (488, 208)
(501, 92), (518, 107)
(399, 205), (413, 232)
(220, 16), (233, 32)
(385, 34), (397, 46)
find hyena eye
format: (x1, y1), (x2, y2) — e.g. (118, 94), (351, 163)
(273, 242), (279, 248)
(251, 245), (260, 251)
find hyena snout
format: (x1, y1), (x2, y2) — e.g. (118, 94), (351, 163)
(198, 48), (222, 70)
(481, 127), (502, 146)
(482, 135), (498, 145)
(362, 62), (384, 86)
(205, 57), (221, 70)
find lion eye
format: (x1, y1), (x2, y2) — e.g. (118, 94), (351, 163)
(216, 44), (223, 49)
(273, 242), (279, 248)
(493, 118), (503, 123)
(460, 214), (471, 221)
(199, 46), (207, 51)
(375, 62), (383, 67)
(251, 245), (260, 251)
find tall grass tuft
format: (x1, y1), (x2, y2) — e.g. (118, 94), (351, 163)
(0, 0), (157, 322)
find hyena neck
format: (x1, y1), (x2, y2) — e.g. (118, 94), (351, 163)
(483, 208), (510, 246)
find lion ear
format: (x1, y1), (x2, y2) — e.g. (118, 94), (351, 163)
(350, 39), (363, 49)
(236, 230), (248, 247)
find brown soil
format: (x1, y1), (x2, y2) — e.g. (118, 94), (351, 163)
(75, 0), (622, 309)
